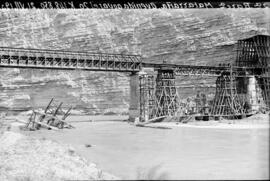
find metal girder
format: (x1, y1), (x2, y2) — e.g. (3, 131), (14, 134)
(143, 62), (231, 76)
(0, 47), (142, 72)
(174, 65), (269, 77)
(174, 66), (227, 76)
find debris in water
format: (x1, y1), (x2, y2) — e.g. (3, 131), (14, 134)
(85, 144), (92, 148)
(24, 98), (74, 131)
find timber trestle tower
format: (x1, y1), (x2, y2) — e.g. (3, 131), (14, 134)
(138, 35), (270, 122)
(0, 35), (269, 122)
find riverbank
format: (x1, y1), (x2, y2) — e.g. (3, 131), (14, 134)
(11, 112), (270, 130)
(0, 118), (119, 181)
(1, 113), (269, 180)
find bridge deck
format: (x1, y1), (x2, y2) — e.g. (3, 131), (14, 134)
(142, 62), (230, 76)
(143, 62), (268, 77)
(0, 47), (267, 77)
(0, 47), (142, 72)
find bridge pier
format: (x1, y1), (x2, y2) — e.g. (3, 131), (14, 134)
(139, 73), (156, 122)
(246, 75), (259, 112)
(236, 74), (268, 113)
(129, 68), (156, 122)
(129, 72), (140, 122)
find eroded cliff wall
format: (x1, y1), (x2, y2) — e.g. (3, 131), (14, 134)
(0, 9), (269, 114)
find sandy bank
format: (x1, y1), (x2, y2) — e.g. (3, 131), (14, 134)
(0, 127), (119, 180)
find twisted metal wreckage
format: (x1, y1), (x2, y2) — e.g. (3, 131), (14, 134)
(23, 98), (74, 130)
(0, 35), (269, 126)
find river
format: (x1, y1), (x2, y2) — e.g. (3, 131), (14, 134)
(20, 116), (269, 180)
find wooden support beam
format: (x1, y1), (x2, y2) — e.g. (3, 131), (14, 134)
(54, 102), (63, 116)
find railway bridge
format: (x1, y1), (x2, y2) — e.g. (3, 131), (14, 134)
(0, 35), (269, 121)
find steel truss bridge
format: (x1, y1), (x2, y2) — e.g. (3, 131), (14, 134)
(0, 34), (269, 121)
(0, 47), (266, 76)
(143, 62), (269, 77)
(0, 47), (142, 72)
(0, 47), (227, 74)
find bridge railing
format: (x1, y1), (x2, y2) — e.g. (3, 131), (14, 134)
(0, 47), (142, 72)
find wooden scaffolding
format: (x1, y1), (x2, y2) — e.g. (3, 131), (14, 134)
(138, 35), (269, 121)
(155, 69), (179, 117)
(235, 35), (270, 110)
(210, 69), (245, 118)
(139, 69), (179, 121)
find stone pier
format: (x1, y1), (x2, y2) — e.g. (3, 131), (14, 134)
(246, 76), (259, 112)
(129, 72), (140, 122)
(129, 68), (155, 122)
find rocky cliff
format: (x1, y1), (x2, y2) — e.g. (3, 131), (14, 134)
(0, 9), (269, 114)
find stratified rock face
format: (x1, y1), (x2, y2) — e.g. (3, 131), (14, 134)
(0, 9), (269, 114)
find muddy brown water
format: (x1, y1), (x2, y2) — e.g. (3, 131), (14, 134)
(20, 116), (269, 180)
